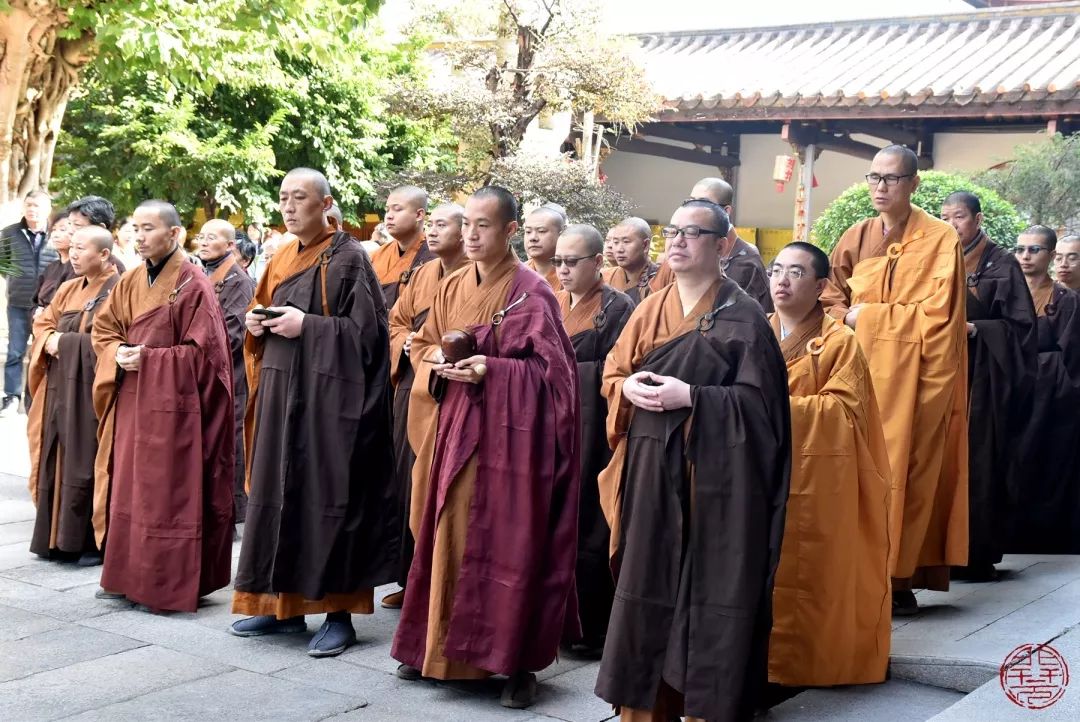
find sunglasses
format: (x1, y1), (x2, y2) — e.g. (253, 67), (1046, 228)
(1014, 245), (1050, 255)
(550, 255), (597, 268)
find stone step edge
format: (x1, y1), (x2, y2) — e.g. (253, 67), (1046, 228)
(889, 654), (997, 694)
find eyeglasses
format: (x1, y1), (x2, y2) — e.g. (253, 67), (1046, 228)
(661, 225), (724, 240)
(1055, 252), (1080, 267)
(766, 264), (809, 280)
(550, 255), (596, 268)
(865, 173), (915, 187)
(1014, 245), (1050, 256)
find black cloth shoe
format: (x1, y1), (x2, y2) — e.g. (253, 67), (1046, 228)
(77, 552), (103, 567)
(229, 615), (306, 637)
(307, 618), (356, 657)
(396, 663), (422, 681)
(501, 671), (538, 709)
(893, 590), (919, 616)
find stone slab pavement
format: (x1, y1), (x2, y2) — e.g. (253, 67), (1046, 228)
(5, 407), (1076, 720)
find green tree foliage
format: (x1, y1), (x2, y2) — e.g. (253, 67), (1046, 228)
(812, 171), (1026, 253)
(976, 133), (1080, 234)
(53, 33), (455, 224)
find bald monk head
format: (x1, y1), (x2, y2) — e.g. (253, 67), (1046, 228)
(1015, 225), (1057, 280)
(609, 217), (652, 273)
(384, 185), (428, 246)
(426, 203), (465, 258)
(524, 205), (567, 265)
(463, 185), (519, 270)
(690, 177), (734, 208)
(1056, 235), (1080, 291)
(867, 145), (920, 220)
(196, 219), (236, 264)
(554, 224), (604, 297)
(664, 200), (732, 280)
(133, 200), (183, 265)
(769, 241), (829, 321)
(69, 225), (114, 278)
(940, 191), (984, 247)
(280, 167), (333, 243)
(327, 202), (344, 230)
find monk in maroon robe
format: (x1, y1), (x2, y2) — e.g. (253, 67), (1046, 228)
(554, 224), (634, 654)
(91, 200), (234, 613)
(196, 219), (257, 525)
(27, 227), (120, 565)
(393, 186), (580, 710)
(1011, 226), (1080, 552)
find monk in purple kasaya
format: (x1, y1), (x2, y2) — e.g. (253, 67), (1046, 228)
(392, 185), (581, 710)
(91, 200), (235, 613)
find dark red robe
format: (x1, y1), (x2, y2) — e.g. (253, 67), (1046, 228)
(92, 251), (235, 613)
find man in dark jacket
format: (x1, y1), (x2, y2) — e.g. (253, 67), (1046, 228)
(1, 190), (55, 416)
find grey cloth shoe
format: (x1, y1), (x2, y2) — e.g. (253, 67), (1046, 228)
(94, 588), (125, 600)
(307, 618), (356, 658)
(500, 671), (538, 709)
(396, 663), (422, 681)
(229, 615), (306, 637)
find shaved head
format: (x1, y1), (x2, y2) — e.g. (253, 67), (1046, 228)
(691, 177), (734, 207)
(432, 203), (464, 226)
(528, 205), (567, 233)
(201, 218), (235, 242)
(388, 185), (429, 211)
(619, 216), (652, 242)
(876, 144), (919, 176)
(327, 203), (344, 228)
(562, 223), (604, 255)
(136, 199), (182, 228)
(284, 167), (332, 197)
(74, 225), (114, 252)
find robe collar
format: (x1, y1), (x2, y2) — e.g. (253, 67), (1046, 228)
(770, 304), (825, 364)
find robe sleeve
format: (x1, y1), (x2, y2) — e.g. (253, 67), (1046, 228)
(388, 275), (419, 387)
(820, 226), (862, 320)
(219, 276), (255, 364)
(28, 284), (70, 395)
(90, 282), (128, 421)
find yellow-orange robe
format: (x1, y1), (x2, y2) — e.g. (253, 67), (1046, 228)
(369, 237), (434, 307)
(601, 262), (659, 305)
(767, 308), (892, 686)
(526, 257), (559, 289)
(820, 205), (968, 588)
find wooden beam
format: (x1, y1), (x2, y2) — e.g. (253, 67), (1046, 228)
(826, 120), (918, 146)
(783, 122), (879, 160)
(616, 137), (740, 167)
(639, 124), (735, 149)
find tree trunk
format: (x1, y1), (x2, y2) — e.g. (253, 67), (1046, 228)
(0, 2), (93, 208)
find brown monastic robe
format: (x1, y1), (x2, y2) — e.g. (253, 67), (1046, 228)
(820, 206), (968, 590)
(526, 257), (560, 289)
(596, 277), (790, 722)
(34, 257), (126, 309)
(557, 281), (634, 647)
(961, 232), (1037, 568)
(369, 236), (435, 307)
(650, 238), (772, 312)
(1010, 283), (1080, 552)
(92, 250), (235, 612)
(602, 261), (660, 306)
(388, 255), (469, 586)
(206, 255), (257, 523)
(233, 230), (398, 618)
(27, 268), (119, 556)
(766, 308), (892, 687)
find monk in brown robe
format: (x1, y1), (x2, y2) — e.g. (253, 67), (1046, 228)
(231, 168), (398, 658)
(596, 200), (790, 722)
(601, 217), (659, 305)
(554, 224), (633, 654)
(91, 200), (234, 612)
(1011, 226), (1080, 552)
(940, 193), (1036, 581)
(380, 203), (469, 611)
(1055, 235), (1080, 292)
(821, 145), (968, 616)
(370, 185), (434, 306)
(523, 204), (566, 289)
(649, 178), (772, 312)
(392, 186), (580, 710)
(764, 242), (892, 689)
(196, 219), (257, 527)
(27, 226), (120, 566)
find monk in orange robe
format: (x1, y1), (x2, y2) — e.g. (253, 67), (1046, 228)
(392, 186), (580, 710)
(370, 185), (434, 306)
(820, 145), (968, 616)
(765, 242), (892, 689)
(554, 223), (634, 653)
(92, 200), (235, 613)
(380, 203), (470, 610)
(649, 178), (772, 312)
(601, 217), (659, 305)
(230, 168), (397, 658)
(523, 204), (566, 288)
(27, 226), (119, 565)
(596, 200), (790, 722)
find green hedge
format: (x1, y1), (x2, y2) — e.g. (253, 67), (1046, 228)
(811, 170), (1026, 254)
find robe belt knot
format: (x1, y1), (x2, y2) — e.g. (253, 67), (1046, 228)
(492, 292), (529, 326)
(807, 336), (826, 356)
(886, 242), (904, 260)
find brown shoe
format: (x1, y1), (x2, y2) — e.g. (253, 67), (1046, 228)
(381, 590), (405, 609)
(501, 671), (537, 709)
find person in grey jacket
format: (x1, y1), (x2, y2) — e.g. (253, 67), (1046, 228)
(0, 190), (55, 416)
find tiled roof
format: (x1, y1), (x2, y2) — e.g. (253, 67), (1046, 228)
(636, 3), (1080, 120)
